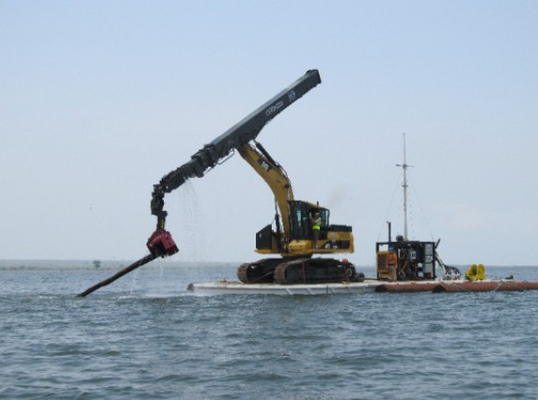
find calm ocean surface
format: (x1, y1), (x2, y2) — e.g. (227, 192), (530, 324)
(1, 262), (537, 400)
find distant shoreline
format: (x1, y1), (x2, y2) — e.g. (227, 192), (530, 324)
(0, 259), (241, 270)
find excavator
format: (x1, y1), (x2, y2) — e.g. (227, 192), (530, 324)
(235, 141), (355, 284)
(77, 69), (355, 297)
(149, 69), (355, 284)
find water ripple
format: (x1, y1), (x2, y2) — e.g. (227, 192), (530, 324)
(0, 266), (537, 399)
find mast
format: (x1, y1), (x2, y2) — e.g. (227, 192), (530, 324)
(396, 132), (412, 240)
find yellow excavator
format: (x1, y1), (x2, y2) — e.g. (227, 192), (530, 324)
(149, 69), (356, 284)
(236, 140), (355, 283)
(77, 70), (356, 297)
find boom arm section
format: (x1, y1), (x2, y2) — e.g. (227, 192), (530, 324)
(238, 141), (294, 250)
(150, 70), (322, 231)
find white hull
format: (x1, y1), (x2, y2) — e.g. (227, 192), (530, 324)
(188, 280), (380, 295)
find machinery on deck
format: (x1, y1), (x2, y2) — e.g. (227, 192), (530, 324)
(147, 69), (356, 284)
(376, 235), (460, 281)
(376, 235), (437, 281)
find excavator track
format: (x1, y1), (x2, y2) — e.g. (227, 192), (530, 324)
(237, 258), (284, 284)
(274, 258), (356, 284)
(237, 257), (357, 284)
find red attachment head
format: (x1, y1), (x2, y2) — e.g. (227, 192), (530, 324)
(147, 229), (179, 258)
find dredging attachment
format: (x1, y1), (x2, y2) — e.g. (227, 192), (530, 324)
(76, 230), (178, 297)
(146, 229), (179, 258)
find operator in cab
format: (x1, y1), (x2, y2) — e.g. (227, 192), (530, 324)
(310, 211), (322, 249)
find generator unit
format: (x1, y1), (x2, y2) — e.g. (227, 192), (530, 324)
(376, 236), (436, 281)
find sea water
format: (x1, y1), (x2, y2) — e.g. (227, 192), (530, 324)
(1, 262), (537, 400)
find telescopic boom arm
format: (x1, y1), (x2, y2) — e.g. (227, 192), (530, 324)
(147, 70), (321, 258)
(76, 70), (321, 297)
(150, 70), (322, 232)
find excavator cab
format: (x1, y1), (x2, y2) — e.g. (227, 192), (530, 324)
(289, 202), (329, 240)
(255, 200), (353, 256)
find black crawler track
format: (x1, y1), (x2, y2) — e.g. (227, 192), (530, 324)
(237, 257), (356, 284)
(237, 258), (284, 284)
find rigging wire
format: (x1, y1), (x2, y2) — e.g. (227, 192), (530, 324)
(408, 172), (436, 242)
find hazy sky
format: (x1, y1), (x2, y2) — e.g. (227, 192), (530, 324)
(1, 1), (537, 267)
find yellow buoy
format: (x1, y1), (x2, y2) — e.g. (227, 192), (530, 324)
(465, 264), (486, 281)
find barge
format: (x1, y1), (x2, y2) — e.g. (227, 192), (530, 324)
(187, 277), (538, 295)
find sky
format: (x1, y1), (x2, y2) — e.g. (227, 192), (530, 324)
(1, 1), (537, 266)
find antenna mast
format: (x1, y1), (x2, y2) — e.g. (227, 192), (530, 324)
(396, 133), (412, 240)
